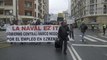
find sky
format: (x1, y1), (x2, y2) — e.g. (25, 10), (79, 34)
(49, 0), (69, 14)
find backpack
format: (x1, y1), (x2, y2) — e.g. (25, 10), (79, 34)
(80, 24), (88, 33)
(81, 24), (88, 30)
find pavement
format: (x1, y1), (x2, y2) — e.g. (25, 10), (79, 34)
(67, 28), (107, 60)
(0, 31), (9, 48)
(0, 31), (7, 42)
(0, 43), (11, 48)
(0, 29), (107, 60)
(0, 43), (73, 60)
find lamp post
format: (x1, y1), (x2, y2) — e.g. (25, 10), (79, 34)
(16, 0), (18, 20)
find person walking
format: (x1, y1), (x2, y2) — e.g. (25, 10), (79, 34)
(80, 23), (88, 42)
(91, 25), (95, 32)
(58, 21), (70, 55)
(69, 24), (74, 39)
(103, 24), (106, 36)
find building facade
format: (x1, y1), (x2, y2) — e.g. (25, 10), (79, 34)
(71, 0), (107, 28)
(0, 0), (49, 24)
(0, 0), (14, 24)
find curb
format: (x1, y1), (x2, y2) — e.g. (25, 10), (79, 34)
(0, 43), (11, 48)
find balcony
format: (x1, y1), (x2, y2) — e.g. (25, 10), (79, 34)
(0, 5), (13, 9)
(4, 6), (13, 9)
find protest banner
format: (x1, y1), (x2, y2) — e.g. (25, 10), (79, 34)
(6, 25), (59, 42)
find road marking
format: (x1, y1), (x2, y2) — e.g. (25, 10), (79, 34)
(70, 45), (82, 60)
(68, 46), (77, 60)
(84, 36), (97, 42)
(70, 38), (75, 41)
(72, 44), (107, 47)
(68, 36), (74, 41)
(105, 54), (107, 57)
(80, 35), (97, 42)
(87, 35), (107, 42)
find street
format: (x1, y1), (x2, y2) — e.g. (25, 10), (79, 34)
(68, 29), (107, 60)
(1, 0), (107, 60)
(0, 28), (107, 60)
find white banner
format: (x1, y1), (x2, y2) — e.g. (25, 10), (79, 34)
(6, 25), (59, 42)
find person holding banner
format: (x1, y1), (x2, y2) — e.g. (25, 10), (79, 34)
(58, 21), (70, 55)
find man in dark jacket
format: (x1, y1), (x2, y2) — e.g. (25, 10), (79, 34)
(103, 24), (107, 36)
(58, 21), (70, 55)
(80, 23), (88, 42)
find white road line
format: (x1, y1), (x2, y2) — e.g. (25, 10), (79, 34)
(68, 46), (77, 60)
(70, 45), (82, 60)
(87, 35), (107, 42)
(68, 36), (74, 41)
(84, 36), (97, 42)
(105, 54), (107, 57)
(72, 44), (107, 47)
(70, 38), (75, 41)
(80, 35), (97, 42)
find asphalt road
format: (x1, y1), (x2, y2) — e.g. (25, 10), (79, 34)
(0, 29), (107, 60)
(0, 44), (73, 60)
(68, 28), (107, 60)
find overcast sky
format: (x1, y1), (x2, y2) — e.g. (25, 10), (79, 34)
(49, 0), (69, 14)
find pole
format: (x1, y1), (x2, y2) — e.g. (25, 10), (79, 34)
(16, 0), (18, 24)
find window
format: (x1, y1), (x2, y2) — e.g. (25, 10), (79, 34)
(95, 4), (97, 14)
(0, 0), (3, 6)
(35, 12), (36, 17)
(90, 5), (94, 14)
(5, 10), (12, 15)
(25, 10), (32, 16)
(35, 4), (36, 9)
(4, 0), (13, 6)
(25, 1), (32, 8)
(103, 5), (107, 14)
(0, 9), (3, 15)
(90, 0), (94, 4)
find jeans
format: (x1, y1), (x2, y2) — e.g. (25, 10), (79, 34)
(70, 31), (74, 39)
(81, 32), (85, 42)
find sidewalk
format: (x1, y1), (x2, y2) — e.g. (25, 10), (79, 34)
(0, 31), (6, 42)
(0, 43), (11, 48)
